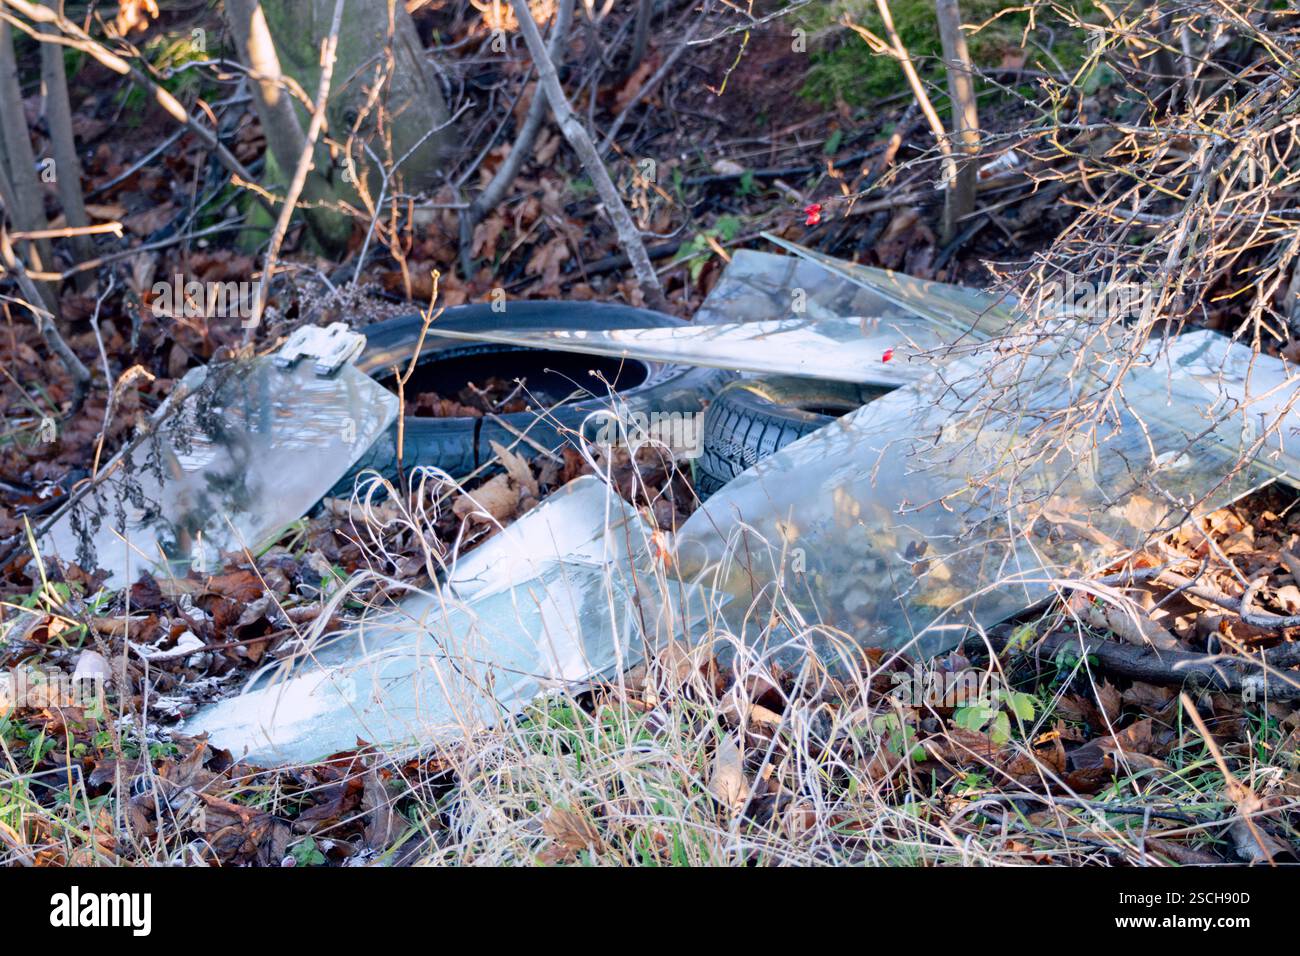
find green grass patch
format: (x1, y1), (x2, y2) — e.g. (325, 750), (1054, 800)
(798, 0), (1093, 108)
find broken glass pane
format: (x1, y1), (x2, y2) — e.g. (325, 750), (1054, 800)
(418, 243), (1022, 384)
(1146, 330), (1300, 483)
(40, 359), (398, 589)
(188, 477), (667, 764)
(672, 331), (1280, 659)
(763, 234), (1020, 340)
(423, 315), (950, 386)
(692, 249), (903, 326)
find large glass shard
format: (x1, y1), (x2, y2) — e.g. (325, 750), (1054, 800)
(188, 477), (666, 765)
(762, 234), (1020, 340)
(417, 243), (1021, 384)
(1146, 330), (1300, 483)
(40, 360), (398, 589)
(420, 315), (950, 386)
(692, 249), (904, 326)
(672, 332), (1279, 659)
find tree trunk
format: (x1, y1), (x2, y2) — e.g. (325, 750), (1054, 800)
(0, 23), (51, 257)
(0, 17), (57, 313)
(40, 0), (93, 283)
(225, 0), (452, 253)
(936, 0), (979, 246)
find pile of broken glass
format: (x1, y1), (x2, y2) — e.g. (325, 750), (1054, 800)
(40, 324), (397, 590)
(36, 247), (1299, 764)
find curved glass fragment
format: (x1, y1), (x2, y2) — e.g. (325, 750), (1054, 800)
(41, 359), (398, 588)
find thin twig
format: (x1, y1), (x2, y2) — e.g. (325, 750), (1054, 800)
(598, 15), (703, 159)
(509, 0), (666, 309)
(0, 0), (259, 195)
(242, 0), (346, 338)
(0, 224), (89, 412)
(457, 0), (574, 280)
(844, 5), (957, 190)
(392, 272), (443, 488)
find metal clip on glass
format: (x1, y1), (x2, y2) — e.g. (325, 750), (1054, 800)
(273, 322), (367, 376)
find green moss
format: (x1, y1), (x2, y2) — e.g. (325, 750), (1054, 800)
(798, 0), (1093, 108)
(111, 30), (214, 123)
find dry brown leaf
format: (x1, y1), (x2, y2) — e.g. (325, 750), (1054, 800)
(1095, 679), (1123, 726)
(1053, 694), (1091, 723)
(1073, 594), (1179, 650)
(453, 473), (519, 524)
(489, 440), (539, 497)
(84, 202), (127, 220)
(1003, 743), (1066, 781)
(541, 805), (604, 861)
(361, 768), (398, 852)
(613, 51), (661, 114)
(1229, 799), (1291, 865)
(124, 205), (174, 237)
(534, 129), (560, 167)
(1122, 681), (1175, 713)
(1274, 584), (1300, 613)
(525, 236), (570, 290)
(707, 734), (749, 813)
(472, 215), (506, 260)
(720, 685), (783, 729)
(1073, 717), (1170, 773)
(512, 81), (538, 128)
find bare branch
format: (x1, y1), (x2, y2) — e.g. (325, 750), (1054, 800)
(0, 220), (90, 412)
(224, 0), (310, 174)
(0, 0), (259, 193)
(845, 4), (958, 191)
(509, 0), (666, 309)
(968, 621), (1300, 701)
(243, 0), (347, 338)
(458, 0), (575, 279)
(0, 14), (55, 306)
(38, 0), (92, 280)
(935, 0), (979, 245)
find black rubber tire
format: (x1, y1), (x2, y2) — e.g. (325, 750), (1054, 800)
(335, 302), (732, 491)
(695, 376), (893, 497)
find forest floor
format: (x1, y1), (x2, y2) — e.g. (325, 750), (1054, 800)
(1, 0), (1298, 866)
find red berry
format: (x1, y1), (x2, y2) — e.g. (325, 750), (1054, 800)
(804, 203), (822, 226)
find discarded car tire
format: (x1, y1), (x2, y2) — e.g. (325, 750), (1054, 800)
(695, 376), (893, 497)
(335, 302), (733, 492)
